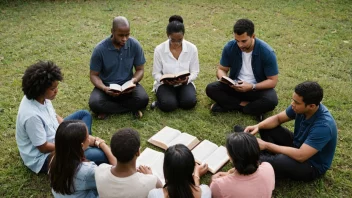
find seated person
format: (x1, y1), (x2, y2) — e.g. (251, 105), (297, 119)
(16, 61), (108, 174)
(49, 120), (116, 198)
(205, 19), (278, 122)
(210, 132), (275, 198)
(148, 144), (211, 198)
(89, 16), (149, 119)
(151, 15), (199, 112)
(95, 128), (162, 198)
(244, 81), (337, 181)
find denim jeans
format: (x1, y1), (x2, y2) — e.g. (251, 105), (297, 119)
(40, 110), (108, 173)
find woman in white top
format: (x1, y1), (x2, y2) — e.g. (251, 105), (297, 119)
(151, 15), (200, 112)
(148, 144), (211, 198)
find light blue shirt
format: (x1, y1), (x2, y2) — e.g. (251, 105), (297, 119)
(16, 96), (59, 173)
(52, 161), (98, 198)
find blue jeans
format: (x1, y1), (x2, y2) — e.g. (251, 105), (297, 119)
(40, 110), (108, 173)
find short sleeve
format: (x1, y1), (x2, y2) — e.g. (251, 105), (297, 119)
(25, 116), (47, 147)
(220, 43), (231, 67)
(200, 184), (212, 198)
(148, 189), (163, 198)
(133, 40), (146, 67)
(304, 125), (332, 151)
(85, 162), (98, 190)
(263, 51), (279, 77)
(210, 180), (223, 198)
(90, 47), (103, 72)
(285, 105), (296, 119)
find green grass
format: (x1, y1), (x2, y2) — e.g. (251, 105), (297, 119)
(0, 0), (351, 197)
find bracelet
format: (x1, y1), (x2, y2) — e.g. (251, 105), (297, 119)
(96, 140), (105, 148)
(192, 173), (200, 180)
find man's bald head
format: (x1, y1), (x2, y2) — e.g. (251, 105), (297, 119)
(112, 16), (130, 30)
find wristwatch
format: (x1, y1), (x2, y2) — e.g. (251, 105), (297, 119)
(252, 84), (256, 91)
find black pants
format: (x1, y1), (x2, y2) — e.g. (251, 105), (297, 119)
(155, 83), (197, 112)
(205, 81), (278, 115)
(88, 84), (149, 114)
(259, 126), (320, 181)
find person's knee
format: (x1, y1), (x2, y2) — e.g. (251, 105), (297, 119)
(158, 100), (178, 112)
(135, 93), (149, 109)
(264, 97), (278, 110)
(205, 82), (217, 97)
(88, 97), (102, 113)
(179, 98), (197, 110)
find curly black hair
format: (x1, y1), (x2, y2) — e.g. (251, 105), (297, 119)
(295, 81), (323, 106)
(22, 61), (63, 100)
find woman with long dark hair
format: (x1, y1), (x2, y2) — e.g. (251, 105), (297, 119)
(49, 120), (116, 197)
(210, 132), (275, 198)
(148, 144), (210, 198)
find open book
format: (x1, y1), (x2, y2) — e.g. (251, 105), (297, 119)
(109, 80), (136, 93)
(219, 76), (238, 86)
(136, 148), (165, 185)
(160, 71), (190, 82)
(148, 126), (200, 150)
(191, 140), (229, 174)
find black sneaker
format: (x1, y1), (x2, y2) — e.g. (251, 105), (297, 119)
(256, 114), (264, 123)
(233, 125), (245, 133)
(132, 110), (143, 119)
(210, 103), (228, 112)
(150, 101), (158, 110)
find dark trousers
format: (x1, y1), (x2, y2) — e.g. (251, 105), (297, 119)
(156, 83), (197, 112)
(88, 84), (149, 114)
(259, 126), (320, 181)
(205, 81), (278, 115)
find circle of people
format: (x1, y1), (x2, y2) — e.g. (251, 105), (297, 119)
(16, 15), (337, 198)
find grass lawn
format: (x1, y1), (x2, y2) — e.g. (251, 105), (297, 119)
(0, 0), (351, 197)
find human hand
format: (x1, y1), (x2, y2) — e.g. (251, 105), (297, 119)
(256, 138), (267, 150)
(94, 137), (105, 148)
(244, 125), (259, 135)
(88, 135), (96, 147)
(231, 81), (252, 92)
(194, 163), (208, 177)
(176, 76), (189, 85)
(162, 79), (178, 85)
(137, 165), (153, 175)
(104, 87), (121, 97)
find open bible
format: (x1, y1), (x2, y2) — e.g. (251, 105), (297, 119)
(219, 76), (238, 86)
(160, 71), (190, 82)
(136, 148), (165, 185)
(148, 126), (200, 150)
(109, 80), (136, 93)
(191, 140), (229, 174)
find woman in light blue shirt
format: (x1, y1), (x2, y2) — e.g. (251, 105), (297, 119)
(49, 120), (116, 198)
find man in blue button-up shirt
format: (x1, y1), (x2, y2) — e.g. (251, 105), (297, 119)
(206, 19), (279, 122)
(89, 16), (149, 119)
(244, 81), (337, 181)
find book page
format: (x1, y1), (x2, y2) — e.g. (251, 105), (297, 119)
(220, 76), (237, 86)
(167, 133), (199, 150)
(136, 148), (165, 185)
(191, 140), (218, 164)
(203, 146), (229, 174)
(176, 71), (190, 78)
(121, 80), (135, 91)
(148, 126), (181, 149)
(136, 148), (162, 167)
(109, 84), (122, 91)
